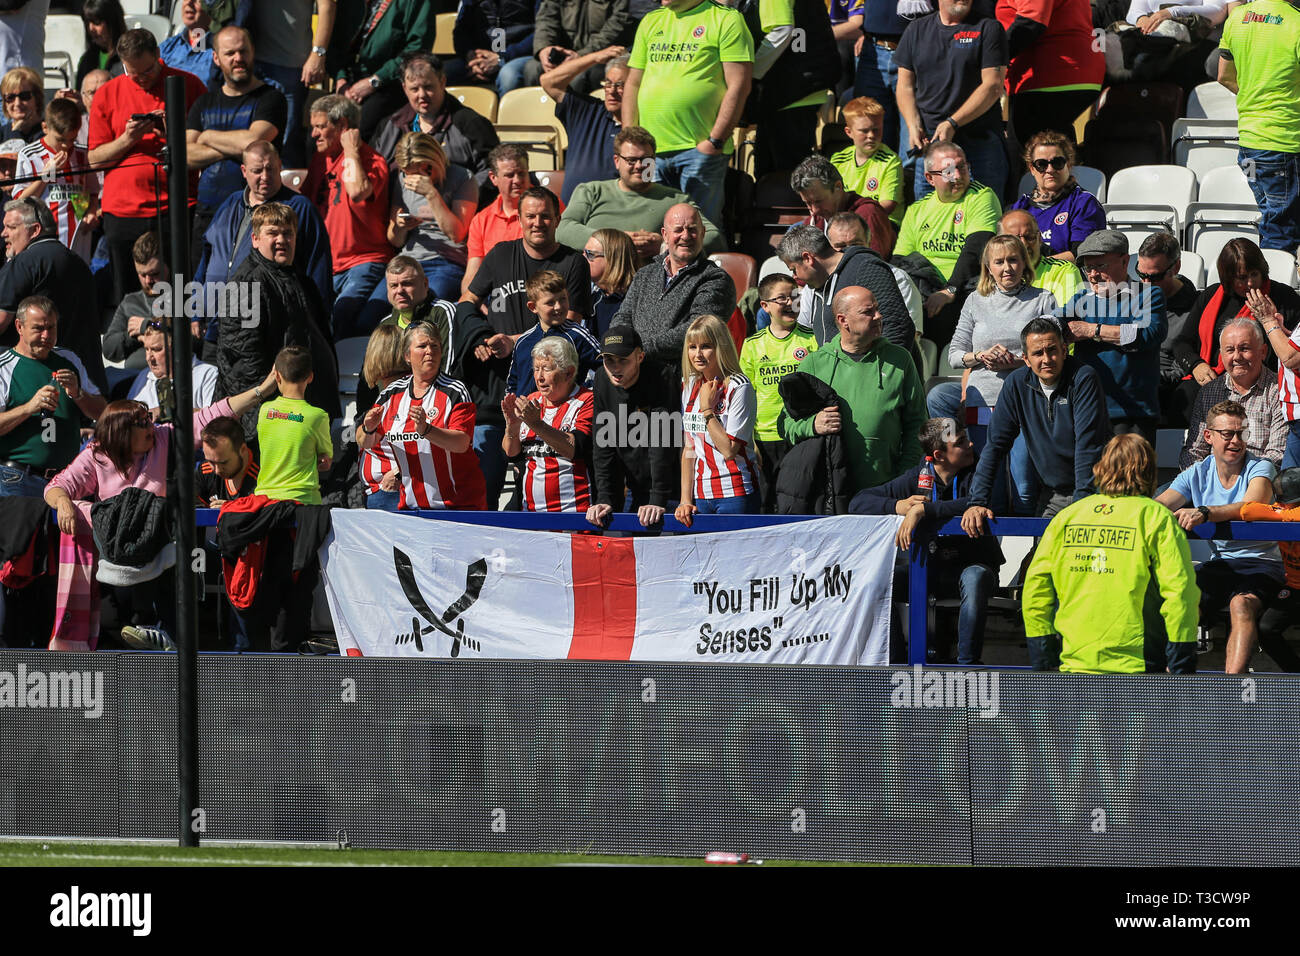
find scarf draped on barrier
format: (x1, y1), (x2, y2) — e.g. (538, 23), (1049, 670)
(319, 511), (900, 664)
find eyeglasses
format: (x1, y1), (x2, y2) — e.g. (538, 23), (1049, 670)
(145, 320), (167, 332)
(1031, 156), (1068, 173)
(616, 153), (652, 168)
(761, 295), (795, 306)
(601, 81), (625, 92)
(1135, 263), (1173, 282)
(3, 90), (34, 104)
(1208, 428), (1247, 441)
(583, 249), (604, 261)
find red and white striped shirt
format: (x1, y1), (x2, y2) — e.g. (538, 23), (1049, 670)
(359, 437), (398, 495)
(1280, 327), (1300, 422)
(14, 138), (94, 262)
(374, 374), (486, 510)
(682, 373), (758, 500)
(518, 386), (594, 512)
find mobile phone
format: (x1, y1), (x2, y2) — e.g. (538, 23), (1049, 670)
(130, 113), (158, 125)
(547, 48), (566, 67)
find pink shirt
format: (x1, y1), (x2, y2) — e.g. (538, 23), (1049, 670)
(49, 400), (235, 501)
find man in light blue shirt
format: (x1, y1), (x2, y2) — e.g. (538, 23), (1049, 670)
(1157, 398), (1282, 673)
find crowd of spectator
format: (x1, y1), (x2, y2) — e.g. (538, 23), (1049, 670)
(0, 0), (1297, 674)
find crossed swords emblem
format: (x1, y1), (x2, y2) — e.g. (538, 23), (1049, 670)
(393, 547), (487, 657)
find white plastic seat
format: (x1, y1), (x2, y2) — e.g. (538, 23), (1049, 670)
(1197, 164), (1255, 205)
(1193, 228), (1260, 267)
(759, 255), (791, 280)
(335, 335), (371, 396)
(1186, 82), (1238, 120)
(125, 14), (171, 45)
(1171, 118), (1239, 181)
(1107, 165), (1198, 231)
(1262, 248), (1299, 288)
(45, 15), (86, 69)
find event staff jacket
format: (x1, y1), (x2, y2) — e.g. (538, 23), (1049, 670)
(1023, 493), (1199, 674)
(968, 358), (1110, 508)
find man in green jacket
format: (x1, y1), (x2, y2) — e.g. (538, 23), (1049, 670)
(1023, 433), (1200, 674)
(327, 0), (436, 140)
(777, 285), (926, 493)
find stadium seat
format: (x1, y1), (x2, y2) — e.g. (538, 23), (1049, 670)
(125, 14), (171, 45)
(1125, 247), (1205, 287)
(535, 170), (564, 196)
(1186, 81), (1238, 120)
(335, 336), (371, 397)
(759, 255), (791, 280)
(1171, 118), (1239, 181)
(434, 13), (456, 56)
(738, 171), (804, 261)
(281, 168), (306, 192)
(1197, 164), (1255, 205)
(43, 54), (72, 89)
(1154, 428), (1184, 471)
(917, 337), (937, 382)
(1081, 117), (1168, 179)
(1262, 248), (1299, 288)
(45, 15), (86, 70)
(708, 252), (758, 305)
(1192, 227), (1259, 267)
(121, 0), (154, 13)
(498, 87), (566, 150)
(495, 124), (563, 170)
(1014, 164), (1107, 203)
(1106, 164), (1197, 232)
(446, 85), (497, 123)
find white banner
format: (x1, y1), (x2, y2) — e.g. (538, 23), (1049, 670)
(319, 511), (900, 665)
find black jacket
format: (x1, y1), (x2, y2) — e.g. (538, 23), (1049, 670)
(775, 372), (852, 515)
(739, 0), (839, 114)
(91, 488), (171, 567)
(819, 245), (914, 356)
(217, 249), (340, 440)
(850, 462), (1003, 570)
(592, 356), (681, 509)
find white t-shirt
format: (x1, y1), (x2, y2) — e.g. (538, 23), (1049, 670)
(129, 361), (219, 411)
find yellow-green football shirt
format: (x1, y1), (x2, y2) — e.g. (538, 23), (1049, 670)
(894, 182), (1002, 281)
(1220, 0), (1300, 153)
(739, 325), (818, 441)
(254, 396), (333, 505)
(831, 144), (905, 224)
(629, 1), (755, 153)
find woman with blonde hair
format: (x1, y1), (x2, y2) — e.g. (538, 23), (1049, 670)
(384, 130), (477, 300)
(1022, 433), (1200, 674)
(358, 324), (410, 512)
(0, 66), (44, 150)
(675, 314), (761, 525)
(942, 233), (1057, 513)
(584, 228), (637, 337)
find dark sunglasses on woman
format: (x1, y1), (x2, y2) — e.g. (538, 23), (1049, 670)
(1031, 156), (1068, 173)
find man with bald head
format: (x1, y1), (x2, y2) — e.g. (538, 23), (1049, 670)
(998, 208), (1083, 306)
(615, 202), (736, 364)
(778, 285), (926, 493)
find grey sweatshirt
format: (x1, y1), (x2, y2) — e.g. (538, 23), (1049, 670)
(614, 252), (736, 365)
(947, 283), (1058, 409)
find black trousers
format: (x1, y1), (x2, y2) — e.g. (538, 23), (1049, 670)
(103, 210), (189, 307)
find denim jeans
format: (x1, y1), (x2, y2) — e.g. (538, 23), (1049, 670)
(332, 261), (388, 339)
(473, 423), (508, 511)
(1283, 418), (1300, 469)
(956, 563), (997, 665)
(913, 126), (1009, 203)
(694, 492), (761, 515)
(365, 489), (402, 512)
(923, 382), (1034, 513)
(258, 60), (308, 167)
(653, 147), (729, 228)
(495, 55), (539, 96)
(1240, 146), (1300, 252)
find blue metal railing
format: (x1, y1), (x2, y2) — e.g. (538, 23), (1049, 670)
(195, 508), (1300, 665)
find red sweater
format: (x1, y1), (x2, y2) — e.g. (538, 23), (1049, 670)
(996, 0), (1104, 95)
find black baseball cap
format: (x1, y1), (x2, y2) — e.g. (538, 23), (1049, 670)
(600, 326), (642, 358)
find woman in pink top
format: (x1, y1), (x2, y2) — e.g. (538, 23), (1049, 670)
(43, 371), (276, 651)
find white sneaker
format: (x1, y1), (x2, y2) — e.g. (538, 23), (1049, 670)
(121, 625), (176, 652)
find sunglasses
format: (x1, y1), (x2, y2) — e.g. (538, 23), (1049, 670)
(3, 91), (34, 104)
(601, 81), (625, 92)
(1207, 428), (1247, 441)
(1135, 263), (1173, 281)
(583, 248), (604, 261)
(1031, 156), (1068, 173)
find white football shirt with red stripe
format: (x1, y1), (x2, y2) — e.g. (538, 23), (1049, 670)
(14, 138), (93, 262)
(359, 438), (398, 495)
(1280, 326), (1300, 422)
(374, 374), (486, 509)
(682, 373), (758, 500)
(518, 386), (594, 512)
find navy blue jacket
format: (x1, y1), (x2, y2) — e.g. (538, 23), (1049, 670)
(1057, 284), (1166, 421)
(851, 460), (1003, 568)
(969, 357), (1111, 508)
